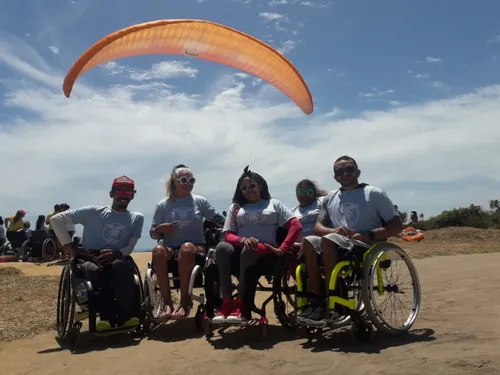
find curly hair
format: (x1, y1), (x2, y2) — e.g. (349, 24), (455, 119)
(229, 165), (271, 224)
(295, 179), (328, 197)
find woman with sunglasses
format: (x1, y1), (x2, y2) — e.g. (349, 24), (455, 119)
(150, 164), (225, 320)
(212, 166), (302, 324)
(291, 179), (328, 250)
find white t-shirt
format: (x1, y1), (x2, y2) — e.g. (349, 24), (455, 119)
(223, 199), (294, 246)
(291, 196), (325, 240)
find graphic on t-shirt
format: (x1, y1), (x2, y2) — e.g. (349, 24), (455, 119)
(240, 210), (263, 226)
(102, 223), (127, 245)
(341, 203), (360, 226)
(172, 207), (195, 227)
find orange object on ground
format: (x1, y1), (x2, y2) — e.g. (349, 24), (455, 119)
(63, 19), (314, 115)
(400, 226), (425, 242)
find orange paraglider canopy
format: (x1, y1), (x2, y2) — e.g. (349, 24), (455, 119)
(63, 19), (314, 115)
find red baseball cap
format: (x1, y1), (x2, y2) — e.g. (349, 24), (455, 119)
(112, 175), (135, 188)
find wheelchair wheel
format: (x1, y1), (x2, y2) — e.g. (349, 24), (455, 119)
(42, 238), (57, 262)
(131, 261), (148, 336)
(56, 265), (77, 345)
(362, 243), (421, 336)
(20, 240), (30, 261)
(144, 264), (165, 324)
(272, 255), (299, 331)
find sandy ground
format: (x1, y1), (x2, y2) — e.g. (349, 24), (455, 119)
(2, 244), (500, 374)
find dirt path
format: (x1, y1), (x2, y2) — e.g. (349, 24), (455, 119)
(1, 252), (500, 375)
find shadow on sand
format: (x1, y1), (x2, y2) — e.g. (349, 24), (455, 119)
(299, 327), (436, 354)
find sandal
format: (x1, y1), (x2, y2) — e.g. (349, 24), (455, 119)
(172, 304), (192, 319)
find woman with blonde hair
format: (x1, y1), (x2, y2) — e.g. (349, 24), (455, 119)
(150, 164), (225, 319)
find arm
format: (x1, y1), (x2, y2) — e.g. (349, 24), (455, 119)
(314, 197), (336, 236)
(118, 213), (144, 257)
(4, 217), (10, 228)
(49, 211), (77, 252)
(201, 197), (226, 227)
(279, 218), (302, 252)
(149, 202), (163, 240)
(45, 213), (52, 226)
(367, 188), (403, 240)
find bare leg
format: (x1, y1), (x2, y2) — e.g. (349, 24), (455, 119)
(152, 245), (174, 318)
(172, 242), (197, 319)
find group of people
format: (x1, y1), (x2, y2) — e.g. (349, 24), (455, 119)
(0, 203), (76, 259)
(47, 155), (403, 332)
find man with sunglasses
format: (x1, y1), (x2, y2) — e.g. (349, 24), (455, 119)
(297, 156), (402, 325)
(50, 176), (145, 332)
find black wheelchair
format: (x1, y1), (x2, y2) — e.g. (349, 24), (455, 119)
(56, 251), (147, 346)
(202, 227), (299, 339)
(143, 225), (223, 332)
(20, 230), (57, 262)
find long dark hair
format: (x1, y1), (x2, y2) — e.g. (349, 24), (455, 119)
(231, 165), (271, 206)
(36, 215), (45, 231)
(295, 179), (328, 198)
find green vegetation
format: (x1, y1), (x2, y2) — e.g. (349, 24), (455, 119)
(408, 199), (500, 231)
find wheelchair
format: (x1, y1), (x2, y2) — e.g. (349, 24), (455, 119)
(143, 226), (224, 331)
(202, 228), (300, 339)
(19, 230), (57, 262)
(295, 241), (421, 342)
(56, 251), (147, 346)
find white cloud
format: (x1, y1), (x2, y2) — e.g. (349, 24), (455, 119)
(486, 35), (500, 44)
(426, 56), (443, 63)
(268, 0), (289, 5)
(2, 37), (500, 248)
(102, 61), (198, 81)
(413, 73), (429, 79)
(277, 40), (296, 54)
(48, 46), (59, 55)
(431, 80), (447, 89)
(359, 88), (394, 98)
(259, 12), (287, 22)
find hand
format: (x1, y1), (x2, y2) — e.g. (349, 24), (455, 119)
(264, 244), (285, 256)
(97, 249), (117, 265)
(351, 233), (370, 244)
(243, 237), (259, 251)
(155, 222), (179, 234)
(334, 225), (356, 237)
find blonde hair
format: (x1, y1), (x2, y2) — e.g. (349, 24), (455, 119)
(165, 164), (193, 200)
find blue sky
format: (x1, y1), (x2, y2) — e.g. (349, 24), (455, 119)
(1, 0), (500, 250)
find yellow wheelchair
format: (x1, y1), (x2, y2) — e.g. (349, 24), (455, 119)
(295, 241), (421, 341)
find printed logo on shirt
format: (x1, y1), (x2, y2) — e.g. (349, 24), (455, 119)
(239, 210), (264, 226)
(172, 207), (195, 228)
(340, 202), (360, 226)
(102, 223), (127, 245)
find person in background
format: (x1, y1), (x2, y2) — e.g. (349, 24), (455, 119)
(23, 221), (32, 240)
(291, 179), (328, 251)
(46, 204), (62, 237)
(35, 215), (49, 234)
(5, 210), (26, 232)
(0, 217), (6, 248)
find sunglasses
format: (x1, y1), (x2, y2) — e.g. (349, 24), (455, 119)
(240, 183), (257, 192)
(334, 166), (357, 176)
(297, 188), (315, 196)
(176, 177), (196, 185)
(114, 188), (135, 197)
